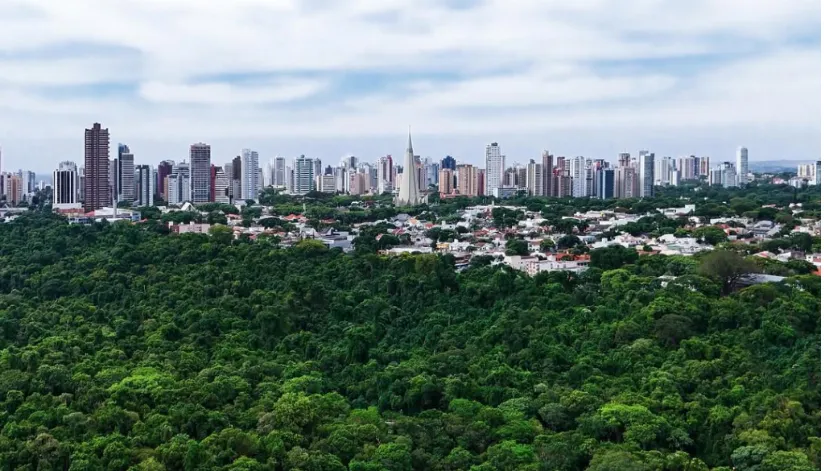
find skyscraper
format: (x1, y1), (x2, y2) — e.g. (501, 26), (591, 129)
(541, 151), (553, 197)
(456, 164), (479, 196)
(240, 149), (259, 201)
(441, 155), (456, 171)
(377, 155), (394, 194)
(213, 167), (230, 203)
(640, 151), (655, 198)
(157, 160), (174, 198)
(485, 142), (504, 196)
(84, 123), (110, 211)
(595, 168), (615, 200)
(570, 156), (587, 197)
(53, 161), (80, 209)
(189, 143), (211, 204)
(395, 129), (424, 206)
(438, 169), (454, 194)
(116, 144), (135, 203)
(134, 165), (154, 207)
(275, 156), (287, 187)
(293, 155), (315, 195)
(736, 146), (748, 186)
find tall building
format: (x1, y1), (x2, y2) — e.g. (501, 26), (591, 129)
(615, 166), (637, 199)
(570, 156), (587, 197)
(699, 157), (711, 177)
(83, 123), (110, 211)
(2, 174), (22, 205)
(275, 157), (287, 187)
(134, 165), (154, 207)
(441, 155), (456, 171)
(395, 130), (424, 206)
(526, 160), (543, 196)
(377, 155), (395, 194)
(438, 169), (454, 194)
(293, 155), (315, 195)
(654, 156), (672, 186)
(231, 156), (242, 201)
(213, 167), (230, 204)
(595, 168), (615, 199)
(53, 161), (80, 209)
(736, 146), (749, 186)
(639, 152), (655, 198)
(541, 151), (553, 197)
(240, 149), (259, 201)
(157, 160), (174, 198)
(456, 164), (478, 196)
(484, 142), (504, 196)
(116, 144), (135, 203)
(617, 152), (630, 168)
(188, 143), (211, 204)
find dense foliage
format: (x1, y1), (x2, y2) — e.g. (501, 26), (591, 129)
(0, 213), (819, 470)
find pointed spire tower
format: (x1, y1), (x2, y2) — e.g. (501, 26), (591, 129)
(395, 126), (422, 206)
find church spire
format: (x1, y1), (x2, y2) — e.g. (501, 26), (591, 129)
(407, 125), (413, 154)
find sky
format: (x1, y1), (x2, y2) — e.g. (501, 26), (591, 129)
(0, 0), (820, 173)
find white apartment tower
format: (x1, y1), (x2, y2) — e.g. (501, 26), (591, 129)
(293, 155), (315, 195)
(736, 146), (748, 186)
(485, 142), (504, 196)
(240, 148), (260, 200)
(53, 161), (80, 209)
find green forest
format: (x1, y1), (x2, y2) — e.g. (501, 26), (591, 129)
(0, 212), (819, 470)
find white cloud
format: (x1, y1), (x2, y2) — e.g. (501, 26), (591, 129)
(0, 0), (818, 169)
(138, 79), (329, 105)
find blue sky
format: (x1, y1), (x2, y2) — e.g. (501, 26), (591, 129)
(0, 0), (819, 172)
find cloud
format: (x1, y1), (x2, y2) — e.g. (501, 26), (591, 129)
(0, 0), (818, 170)
(138, 79), (329, 105)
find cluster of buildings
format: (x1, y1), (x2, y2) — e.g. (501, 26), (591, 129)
(0, 150), (40, 206)
(9, 121), (820, 214)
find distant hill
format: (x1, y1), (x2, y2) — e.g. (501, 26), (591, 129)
(749, 160), (814, 173)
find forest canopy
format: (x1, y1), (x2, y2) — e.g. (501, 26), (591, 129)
(0, 212), (819, 471)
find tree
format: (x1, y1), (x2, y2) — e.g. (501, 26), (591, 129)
(693, 225), (728, 245)
(698, 250), (758, 294)
(208, 224), (234, 244)
(505, 239), (529, 256)
(590, 245), (639, 270)
(539, 239), (555, 252)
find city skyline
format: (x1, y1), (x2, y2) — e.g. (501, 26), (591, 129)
(0, 130), (809, 176)
(0, 1), (819, 171)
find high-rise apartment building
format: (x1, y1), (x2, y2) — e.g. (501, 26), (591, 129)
(570, 156), (587, 197)
(377, 155), (395, 194)
(134, 165), (154, 207)
(438, 169), (454, 194)
(541, 151), (553, 197)
(53, 161), (80, 209)
(736, 147), (748, 186)
(84, 123), (110, 211)
(457, 164), (479, 196)
(293, 155), (315, 195)
(239, 149), (259, 201)
(639, 151), (655, 198)
(213, 167), (230, 203)
(115, 144), (135, 203)
(484, 142), (504, 196)
(526, 160), (542, 196)
(274, 157), (287, 187)
(157, 160), (174, 198)
(189, 143), (211, 204)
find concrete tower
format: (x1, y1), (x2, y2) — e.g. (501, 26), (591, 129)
(395, 128), (423, 206)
